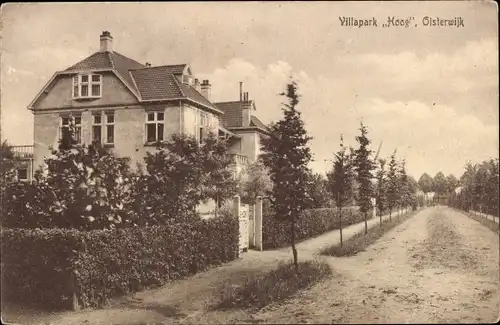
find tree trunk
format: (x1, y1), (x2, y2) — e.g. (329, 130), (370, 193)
(339, 206), (343, 247)
(389, 209), (392, 222)
(290, 217), (299, 274)
(379, 212), (382, 226)
(364, 212), (368, 235)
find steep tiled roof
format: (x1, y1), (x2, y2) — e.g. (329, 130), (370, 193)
(214, 101), (243, 127)
(63, 53), (218, 111)
(214, 101), (268, 132)
(130, 66), (184, 99)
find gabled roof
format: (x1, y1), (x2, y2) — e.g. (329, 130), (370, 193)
(30, 51), (221, 113)
(65, 51), (145, 95)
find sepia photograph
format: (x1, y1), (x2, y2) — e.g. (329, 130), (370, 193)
(0, 1), (498, 324)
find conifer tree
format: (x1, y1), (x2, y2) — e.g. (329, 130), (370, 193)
(353, 122), (376, 234)
(261, 80), (313, 273)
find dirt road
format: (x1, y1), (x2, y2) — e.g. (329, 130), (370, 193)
(253, 207), (499, 324)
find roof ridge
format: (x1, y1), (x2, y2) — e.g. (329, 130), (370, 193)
(171, 73), (186, 97)
(129, 63), (188, 71)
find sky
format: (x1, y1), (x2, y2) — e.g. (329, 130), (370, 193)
(1, 1), (498, 180)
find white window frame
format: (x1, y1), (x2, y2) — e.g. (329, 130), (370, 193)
(145, 111), (165, 144)
(105, 112), (115, 145)
(72, 73), (102, 99)
(60, 115), (82, 144)
(92, 113), (102, 144)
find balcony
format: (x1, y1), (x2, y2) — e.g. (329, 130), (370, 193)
(10, 145), (34, 160)
(229, 153), (249, 166)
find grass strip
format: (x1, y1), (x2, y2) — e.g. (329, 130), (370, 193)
(212, 260), (331, 311)
(321, 210), (418, 257)
(465, 212), (499, 234)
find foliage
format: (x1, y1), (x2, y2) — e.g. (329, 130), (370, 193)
(352, 122), (376, 233)
(397, 159), (412, 212)
(386, 150), (400, 218)
(327, 135), (355, 211)
(129, 132), (237, 225)
(445, 174), (459, 194)
(262, 207), (362, 249)
(417, 173), (434, 194)
(306, 172), (331, 208)
(260, 80), (313, 271)
(375, 158), (387, 217)
(240, 160), (272, 204)
(215, 260), (331, 310)
(432, 172), (447, 197)
(1, 215), (239, 309)
(2, 135), (136, 230)
(0, 140), (16, 222)
(450, 158), (499, 216)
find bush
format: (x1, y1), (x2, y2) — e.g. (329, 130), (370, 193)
(215, 260), (331, 310)
(262, 206), (363, 249)
(0, 215), (239, 310)
(1, 143), (137, 230)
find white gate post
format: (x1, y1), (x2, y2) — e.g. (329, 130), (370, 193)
(255, 196), (263, 251)
(234, 195), (241, 257)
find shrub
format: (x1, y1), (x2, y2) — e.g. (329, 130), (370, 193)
(0, 215), (239, 310)
(0, 228), (79, 308)
(215, 260), (331, 310)
(1, 143), (137, 230)
(133, 133), (237, 225)
(262, 206), (363, 249)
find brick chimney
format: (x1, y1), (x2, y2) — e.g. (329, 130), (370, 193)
(242, 92), (251, 127)
(100, 31), (113, 52)
(194, 78), (201, 92)
(201, 80), (211, 100)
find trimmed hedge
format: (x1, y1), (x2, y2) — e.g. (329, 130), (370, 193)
(262, 207), (364, 249)
(1, 215), (238, 310)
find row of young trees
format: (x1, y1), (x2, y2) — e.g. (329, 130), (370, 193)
(259, 80), (421, 271)
(326, 130), (418, 246)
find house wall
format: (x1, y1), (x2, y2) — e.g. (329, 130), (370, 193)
(33, 72), (138, 110)
(181, 103), (219, 138)
(32, 104), (181, 170)
(237, 131), (261, 163)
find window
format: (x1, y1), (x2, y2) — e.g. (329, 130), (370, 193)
(60, 115), (82, 144)
(198, 111), (210, 143)
(92, 114), (102, 144)
(145, 111), (164, 143)
(105, 113), (114, 144)
(17, 168), (28, 181)
(73, 74), (102, 98)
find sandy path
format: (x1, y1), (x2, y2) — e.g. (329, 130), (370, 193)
(251, 207), (499, 324)
(2, 209), (409, 325)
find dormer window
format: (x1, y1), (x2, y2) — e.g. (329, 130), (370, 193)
(73, 73), (102, 99)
